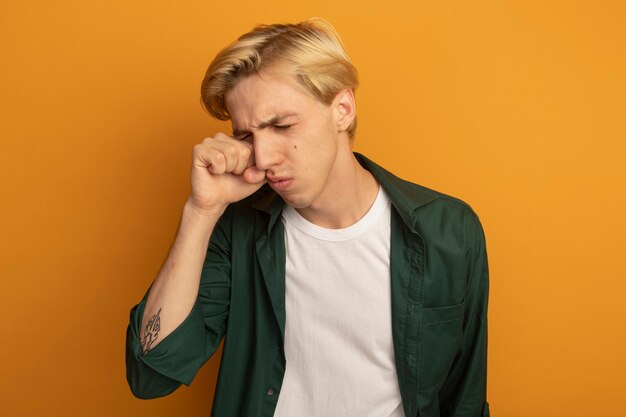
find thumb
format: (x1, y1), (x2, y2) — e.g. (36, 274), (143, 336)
(243, 166), (266, 184)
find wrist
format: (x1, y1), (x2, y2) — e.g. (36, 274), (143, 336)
(184, 197), (227, 220)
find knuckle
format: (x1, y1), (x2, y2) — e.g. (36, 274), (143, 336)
(214, 132), (228, 141)
(226, 145), (238, 158)
(214, 152), (225, 164)
(240, 146), (251, 159)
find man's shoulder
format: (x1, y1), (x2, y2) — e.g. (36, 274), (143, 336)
(391, 173), (479, 228)
(356, 153), (478, 220)
(380, 170), (485, 250)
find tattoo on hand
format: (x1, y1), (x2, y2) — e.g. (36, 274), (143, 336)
(141, 308), (162, 355)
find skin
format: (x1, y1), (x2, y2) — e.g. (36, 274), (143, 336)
(140, 60), (379, 354)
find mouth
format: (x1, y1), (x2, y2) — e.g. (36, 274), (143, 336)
(267, 176), (293, 191)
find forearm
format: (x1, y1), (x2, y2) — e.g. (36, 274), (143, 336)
(139, 198), (226, 354)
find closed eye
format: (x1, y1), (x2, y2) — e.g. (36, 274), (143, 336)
(274, 124), (292, 130)
(231, 132), (252, 141)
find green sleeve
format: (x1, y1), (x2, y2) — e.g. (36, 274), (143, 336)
(439, 207), (490, 417)
(125, 208), (233, 399)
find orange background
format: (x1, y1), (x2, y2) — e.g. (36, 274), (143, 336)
(1, 1), (625, 416)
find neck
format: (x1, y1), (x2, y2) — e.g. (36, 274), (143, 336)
(296, 147), (379, 229)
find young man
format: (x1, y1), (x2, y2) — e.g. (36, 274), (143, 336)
(126, 18), (490, 417)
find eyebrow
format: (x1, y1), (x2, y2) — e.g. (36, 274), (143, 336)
(232, 113), (299, 137)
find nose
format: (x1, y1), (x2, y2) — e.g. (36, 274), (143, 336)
(253, 132), (282, 171)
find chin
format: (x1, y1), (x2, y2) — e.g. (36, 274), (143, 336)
(279, 192), (313, 209)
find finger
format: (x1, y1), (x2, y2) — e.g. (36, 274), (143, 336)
(209, 133), (253, 174)
(202, 141), (238, 173)
(194, 146), (226, 174)
(243, 166), (266, 184)
(233, 141), (254, 174)
(212, 131), (232, 142)
(206, 148), (227, 175)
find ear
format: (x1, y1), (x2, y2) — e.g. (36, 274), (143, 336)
(332, 88), (356, 133)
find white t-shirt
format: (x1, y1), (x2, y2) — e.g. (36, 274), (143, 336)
(274, 186), (405, 417)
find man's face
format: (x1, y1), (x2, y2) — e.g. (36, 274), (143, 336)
(225, 62), (347, 210)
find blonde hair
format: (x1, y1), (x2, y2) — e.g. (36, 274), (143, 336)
(200, 18), (359, 139)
